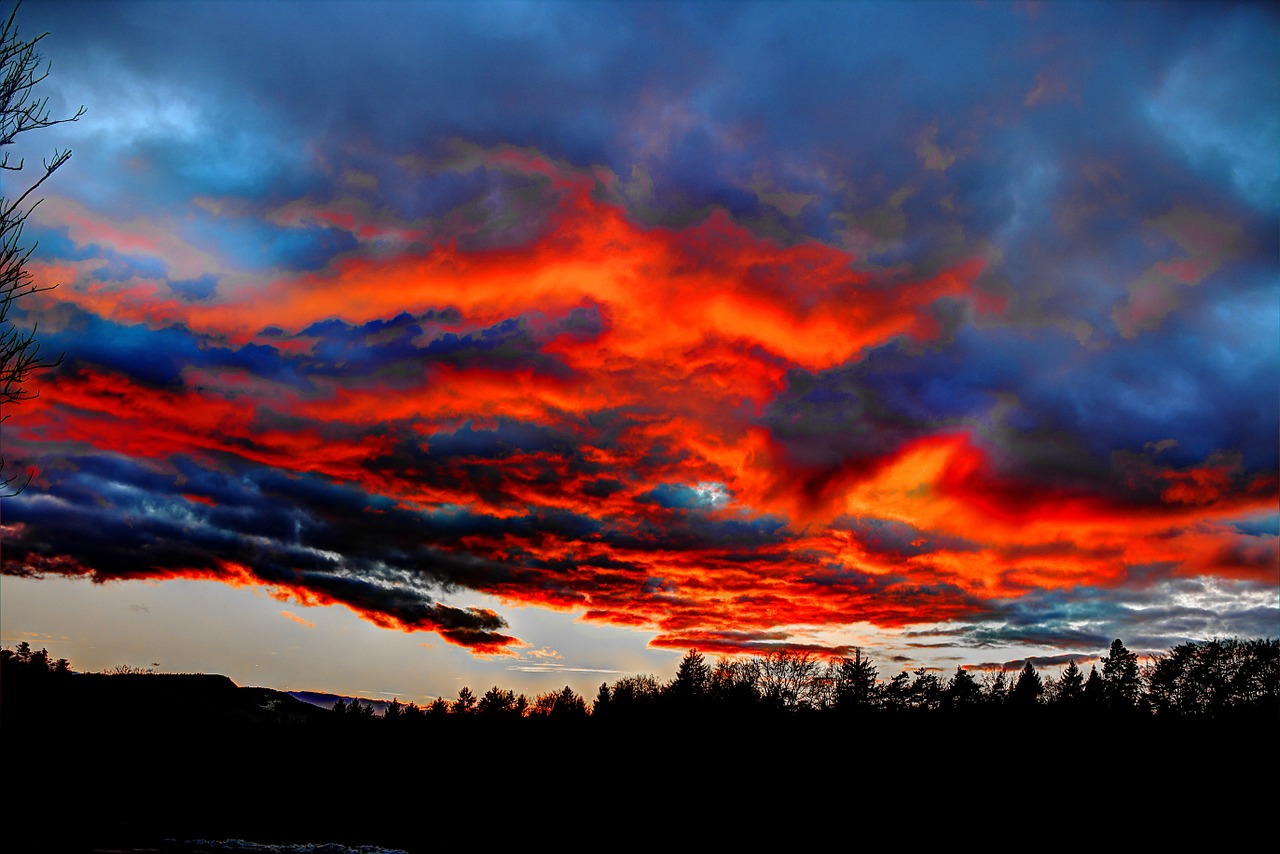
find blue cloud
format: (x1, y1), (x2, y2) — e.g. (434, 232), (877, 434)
(46, 308), (299, 389)
(168, 274), (218, 302)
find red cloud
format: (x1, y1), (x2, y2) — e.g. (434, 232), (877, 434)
(11, 148), (1275, 658)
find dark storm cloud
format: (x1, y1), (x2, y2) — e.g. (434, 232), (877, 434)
(41, 308), (299, 389)
(762, 311), (1279, 507)
(296, 308), (596, 382)
(423, 317), (580, 379)
(833, 516), (980, 560)
(3, 453), (537, 648)
(28, 2), (1270, 215)
(425, 419), (573, 460)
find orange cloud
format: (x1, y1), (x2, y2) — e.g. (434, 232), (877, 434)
(280, 610), (315, 628)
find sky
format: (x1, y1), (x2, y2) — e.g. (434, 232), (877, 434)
(1, 0), (1277, 703)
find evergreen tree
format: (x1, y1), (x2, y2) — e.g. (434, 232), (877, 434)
(1056, 660), (1084, 706)
(478, 686), (518, 717)
(1010, 661), (1043, 708)
(592, 682), (611, 716)
(1102, 639), (1141, 710)
(667, 649), (710, 702)
(884, 671), (913, 712)
(452, 686), (478, 715)
(833, 648), (880, 711)
(1084, 665), (1104, 705)
(985, 670), (1008, 705)
(909, 667), (943, 712)
(947, 666), (982, 710)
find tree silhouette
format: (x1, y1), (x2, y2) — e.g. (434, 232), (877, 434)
(0, 641), (64, 678)
(831, 648), (879, 712)
(902, 667), (940, 712)
(592, 682), (611, 716)
(667, 649), (710, 706)
(983, 670), (1008, 706)
(946, 666), (982, 710)
(758, 649), (822, 710)
(1, 1), (83, 494)
(1147, 638), (1279, 716)
(478, 685), (521, 718)
(1010, 661), (1043, 709)
(1083, 665), (1104, 706)
(884, 671), (912, 713)
(531, 686), (587, 720)
(1102, 639), (1141, 711)
(708, 657), (760, 711)
(1054, 660), (1085, 706)
(451, 686), (478, 715)
(606, 673), (663, 718)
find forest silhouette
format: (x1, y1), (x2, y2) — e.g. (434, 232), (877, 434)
(3, 636), (1276, 852)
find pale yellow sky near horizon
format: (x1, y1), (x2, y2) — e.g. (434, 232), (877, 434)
(0, 572), (1083, 702)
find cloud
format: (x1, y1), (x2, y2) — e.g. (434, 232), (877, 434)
(4, 1), (1276, 662)
(280, 610), (314, 629)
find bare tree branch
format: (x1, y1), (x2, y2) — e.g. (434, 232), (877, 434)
(0, 0), (82, 496)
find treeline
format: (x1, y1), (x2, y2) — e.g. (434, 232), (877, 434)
(326, 636), (1278, 725)
(3, 636), (1276, 852)
(0, 642), (72, 676)
(3, 636), (1275, 725)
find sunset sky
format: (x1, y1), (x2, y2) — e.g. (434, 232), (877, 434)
(2, 0), (1276, 703)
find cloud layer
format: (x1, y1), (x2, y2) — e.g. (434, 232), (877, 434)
(4, 1), (1276, 658)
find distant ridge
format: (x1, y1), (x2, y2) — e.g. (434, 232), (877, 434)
(287, 689), (392, 716)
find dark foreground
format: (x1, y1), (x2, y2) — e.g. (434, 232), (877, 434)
(4, 672), (1276, 852)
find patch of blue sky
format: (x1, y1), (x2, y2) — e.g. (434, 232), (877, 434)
(180, 214), (357, 273)
(18, 224), (100, 262)
(1230, 512), (1279, 539)
(644, 481), (731, 511)
(1197, 279), (1280, 370)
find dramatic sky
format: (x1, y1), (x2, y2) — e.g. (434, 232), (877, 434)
(2, 0), (1276, 701)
